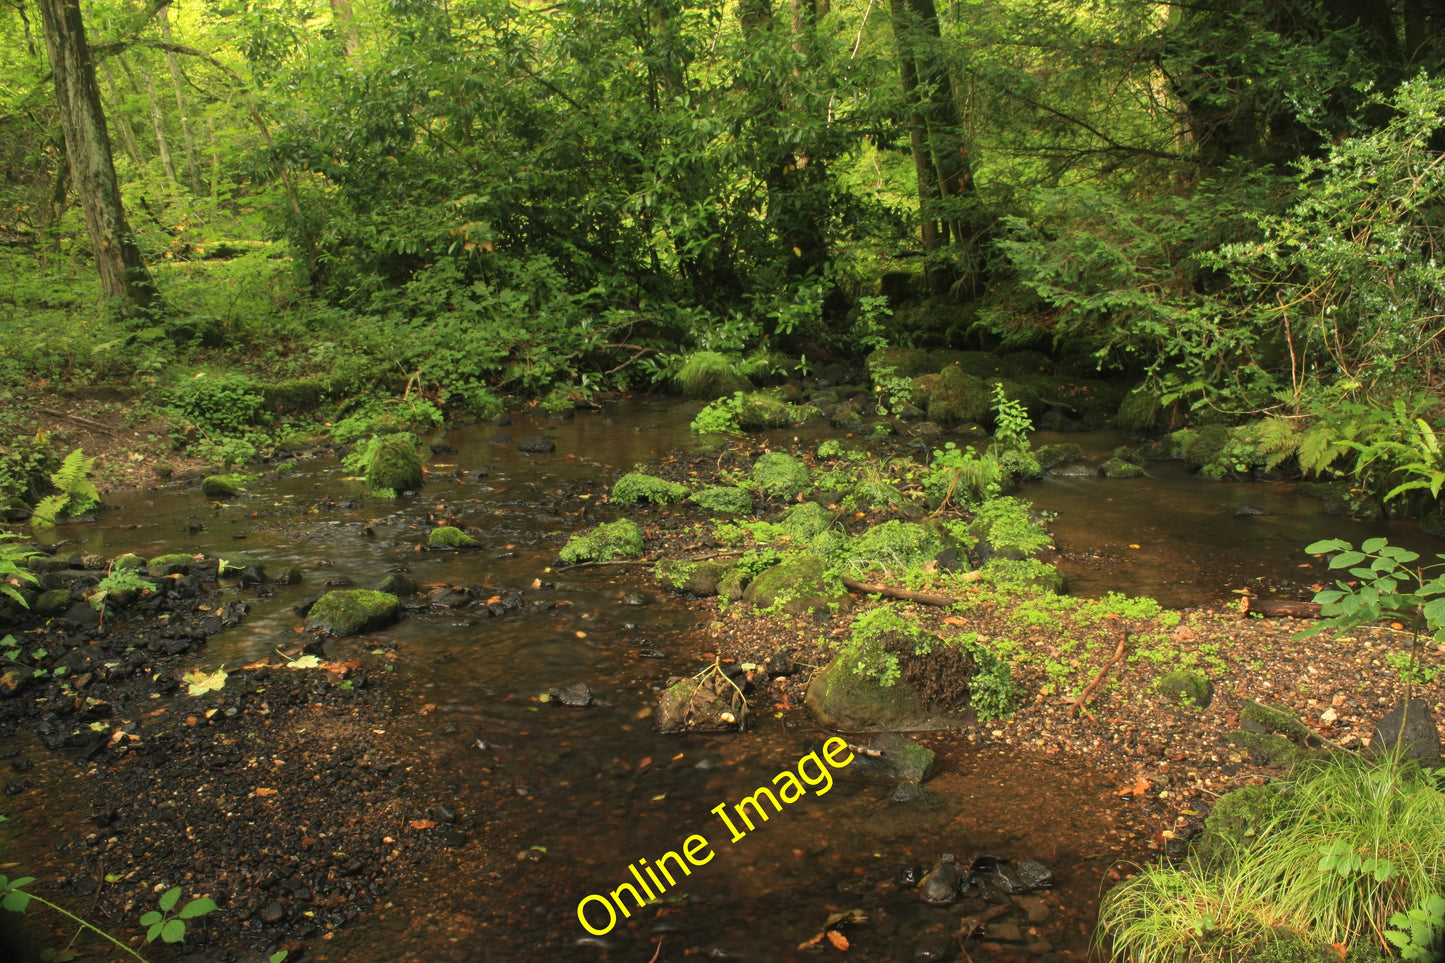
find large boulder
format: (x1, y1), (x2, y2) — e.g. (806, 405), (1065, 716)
(306, 590), (401, 636)
(742, 554), (850, 617)
(804, 656), (934, 730)
(1372, 700), (1442, 763)
(362, 434), (423, 496)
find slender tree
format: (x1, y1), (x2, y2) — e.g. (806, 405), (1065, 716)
(36, 0), (157, 313)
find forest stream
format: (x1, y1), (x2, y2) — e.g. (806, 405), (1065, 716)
(2, 399), (1441, 963)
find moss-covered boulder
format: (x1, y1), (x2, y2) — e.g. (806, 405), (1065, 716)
(611, 472), (690, 505)
(781, 501), (834, 539)
(112, 554), (146, 572)
(805, 656), (934, 730)
(866, 346), (939, 379)
(34, 588), (72, 616)
(735, 392), (792, 430)
(201, 474), (248, 498)
(362, 433), (424, 496)
(921, 364), (990, 428)
(306, 589), (401, 636)
(845, 481), (905, 512)
(750, 452), (810, 500)
(742, 553), (850, 617)
(1158, 669), (1213, 709)
(849, 520), (944, 574)
(1035, 443), (1086, 471)
(429, 526), (480, 549)
(657, 676), (746, 732)
(558, 519), (645, 564)
(656, 559), (739, 597)
(1100, 456), (1146, 479)
(1175, 424), (1232, 474)
(1192, 781), (1281, 866)
(688, 486), (754, 514)
(147, 553), (194, 577)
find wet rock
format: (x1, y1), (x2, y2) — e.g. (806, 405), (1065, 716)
(430, 443), (458, 455)
(260, 901), (287, 924)
(1012, 896), (1050, 923)
(34, 588), (72, 616)
(61, 602), (100, 629)
(989, 921), (1024, 943)
(517, 436), (556, 454)
(871, 733), (936, 783)
(657, 677), (744, 732)
(5, 779), (28, 795)
(619, 591), (649, 607)
(911, 933), (956, 961)
(202, 474), (247, 498)
(374, 573), (418, 596)
(991, 859), (1053, 894)
(429, 526), (480, 549)
(1234, 504), (1273, 517)
(305, 590), (401, 636)
(1372, 700), (1441, 762)
(764, 651), (795, 677)
(919, 857), (963, 905)
(805, 656), (933, 730)
(891, 782), (944, 808)
(1048, 463), (1097, 479)
(742, 554), (850, 617)
(896, 864), (923, 887)
(238, 564), (270, 588)
(656, 558), (738, 597)
(272, 567), (302, 586)
(0, 669), (33, 698)
(428, 586), (473, 609)
(547, 683), (592, 707)
(147, 553), (194, 577)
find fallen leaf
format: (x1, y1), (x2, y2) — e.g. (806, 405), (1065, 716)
(286, 655), (321, 670)
(826, 931), (850, 950)
(182, 666), (228, 697)
(408, 819), (437, 830)
(1117, 774), (1150, 797)
(255, 788), (277, 797)
(943, 616), (968, 627)
(1330, 944), (1346, 961)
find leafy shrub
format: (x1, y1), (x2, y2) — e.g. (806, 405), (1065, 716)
(675, 351), (753, 398)
(691, 394), (744, 434)
(925, 442), (1001, 508)
(331, 398), (444, 445)
(169, 374), (270, 435)
(968, 497), (1051, 559)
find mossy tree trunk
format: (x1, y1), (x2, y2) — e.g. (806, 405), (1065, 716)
(36, 0), (158, 315)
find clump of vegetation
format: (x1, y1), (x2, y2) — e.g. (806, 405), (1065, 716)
(967, 497), (1052, 560)
(688, 486), (753, 514)
(353, 434), (423, 497)
(1098, 756), (1445, 963)
(674, 351), (753, 398)
(429, 526), (479, 548)
(750, 452), (810, 500)
(0, 534), (39, 608)
(558, 519), (645, 564)
(611, 472), (691, 505)
(847, 520), (945, 576)
(201, 473), (249, 498)
(31, 448), (99, 529)
(691, 393), (745, 434)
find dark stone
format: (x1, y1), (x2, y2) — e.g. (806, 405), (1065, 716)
(260, 901), (286, 924)
(895, 864), (923, 887)
(548, 683), (592, 707)
(619, 591), (649, 607)
(62, 603), (100, 629)
(919, 857), (962, 905)
(272, 567), (302, 586)
(10, 757), (32, 771)
(517, 436), (557, 454)
(430, 443), (458, 455)
(1372, 700), (1441, 761)
(1233, 504), (1273, 517)
(764, 651), (795, 677)
(5, 780), (28, 795)
(374, 573), (418, 597)
(911, 933), (956, 962)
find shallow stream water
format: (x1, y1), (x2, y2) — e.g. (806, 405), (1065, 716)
(9, 400), (1442, 962)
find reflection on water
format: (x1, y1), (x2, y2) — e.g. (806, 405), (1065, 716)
(20, 404), (1442, 960)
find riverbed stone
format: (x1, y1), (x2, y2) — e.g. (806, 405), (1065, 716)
(1158, 669), (1213, 709)
(656, 559), (736, 597)
(872, 732), (937, 782)
(428, 526), (480, 549)
(910, 933), (956, 961)
(147, 554), (194, 577)
(558, 519), (645, 564)
(742, 553), (849, 617)
(1371, 699), (1441, 762)
(1239, 701), (1320, 746)
(201, 474), (248, 498)
(305, 590), (401, 636)
(374, 573), (418, 596)
(517, 435), (555, 453)
(1099, 456), (1145, 479)
(34, 589), (72, 616)
(548, 683), (592, 707)
(657, 678), (743, 732)
(805, 655), (933, 730)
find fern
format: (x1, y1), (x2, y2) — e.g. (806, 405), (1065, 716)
(30, 449), (99, 530)
(1245, 417), (1303, 471)
(1297, 423), (1352, 476)
(0, 533), (39, 608)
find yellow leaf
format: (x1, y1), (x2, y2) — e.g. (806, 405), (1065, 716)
(255, 788), (278, 797)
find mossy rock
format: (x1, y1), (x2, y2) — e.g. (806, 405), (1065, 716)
(781, 501), (834, 539)
(202, 474), (249, 498)
(849, 520), (944, 574)
(735, 392), (792, 430)
(1192, 781), (1282, 866)
(34, 588), (72, 616)
(844, 481), (904, 512)
(674, 351), (753, 399)
(656, 559), (738, 597)
(112, 554), (146, 572)
(1035, 443), (1086, 471)
(750, 452), (810, 500)
(373, 573), (418, 596)
(793, 405), (827, 427)
(922, 365), (990, 428)
(258, 379), (328, 412)
(1178, 423), (1232, 474)
(612, 472), (690, 505)
(305, 589), (401, 636)
(1099, 456), (1146, 479)
(831, 407), (864, 429)
(804, 655), (934, 730)
(742, 553), (850, 617)
(147, 553), (194, 577)
(1115, 384), (1167, 435)
(362, 433), (423, 496)
(1239, 700), (1321, 746)
(689, 486), (754, 515)
(429, 526), (480, 549)
(1158, 669), (1213, 708)
(866, 346), (939, 379)
(558, 519), (645, 564)
(979, 558), (1063, 594)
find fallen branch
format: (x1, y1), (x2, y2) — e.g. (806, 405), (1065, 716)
(34, 407), (115, 434)
(1072, 626), (1128, 722)
(558, 549), (747, 571)
(1240, 597), (1322, 619)
(958, 901), (1012, 940)
(842, 577), (954, 607)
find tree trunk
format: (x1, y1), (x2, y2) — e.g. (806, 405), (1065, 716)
(159, 5), (203, 195)
(36, 0), (157, 314)
(888, 0), (942, 289)
(98, 59), (144, 168)
(139, 59), (178, 189)
(330, 0), (362, 59)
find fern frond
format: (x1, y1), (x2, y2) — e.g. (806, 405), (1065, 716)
(1245, 417), (1303, 471)
(51, 448), (98, 508)
(1297, 424), (1351, 476)
(30, 493), (67, 530)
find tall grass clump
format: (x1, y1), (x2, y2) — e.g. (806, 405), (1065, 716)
(1098, 755), (1445, 963)
(674, 351), (752, 399)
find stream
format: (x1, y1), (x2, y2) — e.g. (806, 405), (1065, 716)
(5, 399), (1441, 962)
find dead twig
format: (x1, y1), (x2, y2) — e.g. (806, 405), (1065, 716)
(1072, 625), (1128, 722)
(34, 406), (115, 434)
(841, 577), (954, 607)
(958, 901), (1012, 940)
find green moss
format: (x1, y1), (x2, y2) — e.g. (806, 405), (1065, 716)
(429, 526), (480, 549)
(675, 351), (753, 398)
(980, 558), (1063, 594)
(558, 519), (645, 564)
(202, 474), (249, 497)
(742, 553), (850, 616)
(656, 559), (738, 596)
(922, 364), (990, 427)
(735, 392), (791, 430)
(781, 501), (834, 539)
(1158, 669), (1213, 708)
(147, 553), (195, 576)
(866, 346), (938, 379)
(112, 554), (146, 572)
(361, 433), (423, 495)
(850, 520), (944, 573)
(843, 481), (904, 512)
(258, 378), (328, 412)
(612, 472), (691, 505)
(1239, 701), (1321, 745)
(804, 654), (934, 730)
(688, 486), (754, 514)
(34, 588), (72, 615)
(1180, 423), (1232, 474)
(1035, 443), (1086, 471)
(750, 452), (810, 499)
(1115, 384), (1166, 434)
(1100, 456), (1146, 479)
(305, 589), (402, 636)
(1191, 781), (1284, 866)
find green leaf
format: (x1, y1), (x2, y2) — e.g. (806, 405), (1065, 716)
(158, 886), (181, 912)
(146, 922), (163, 943)
(2, 890), (31, 912)
(140, 910), (162, 926)
(1362, 537), (1388, 553)
(1330, 551), (1365, 569)
(179, 897), (217, 919)
(1306, 538), (1351, 554)
(161, 918), (187, 943)
(270, 953), (290, 963)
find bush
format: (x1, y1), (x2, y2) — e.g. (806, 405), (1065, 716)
(674, 351), (753, 398)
